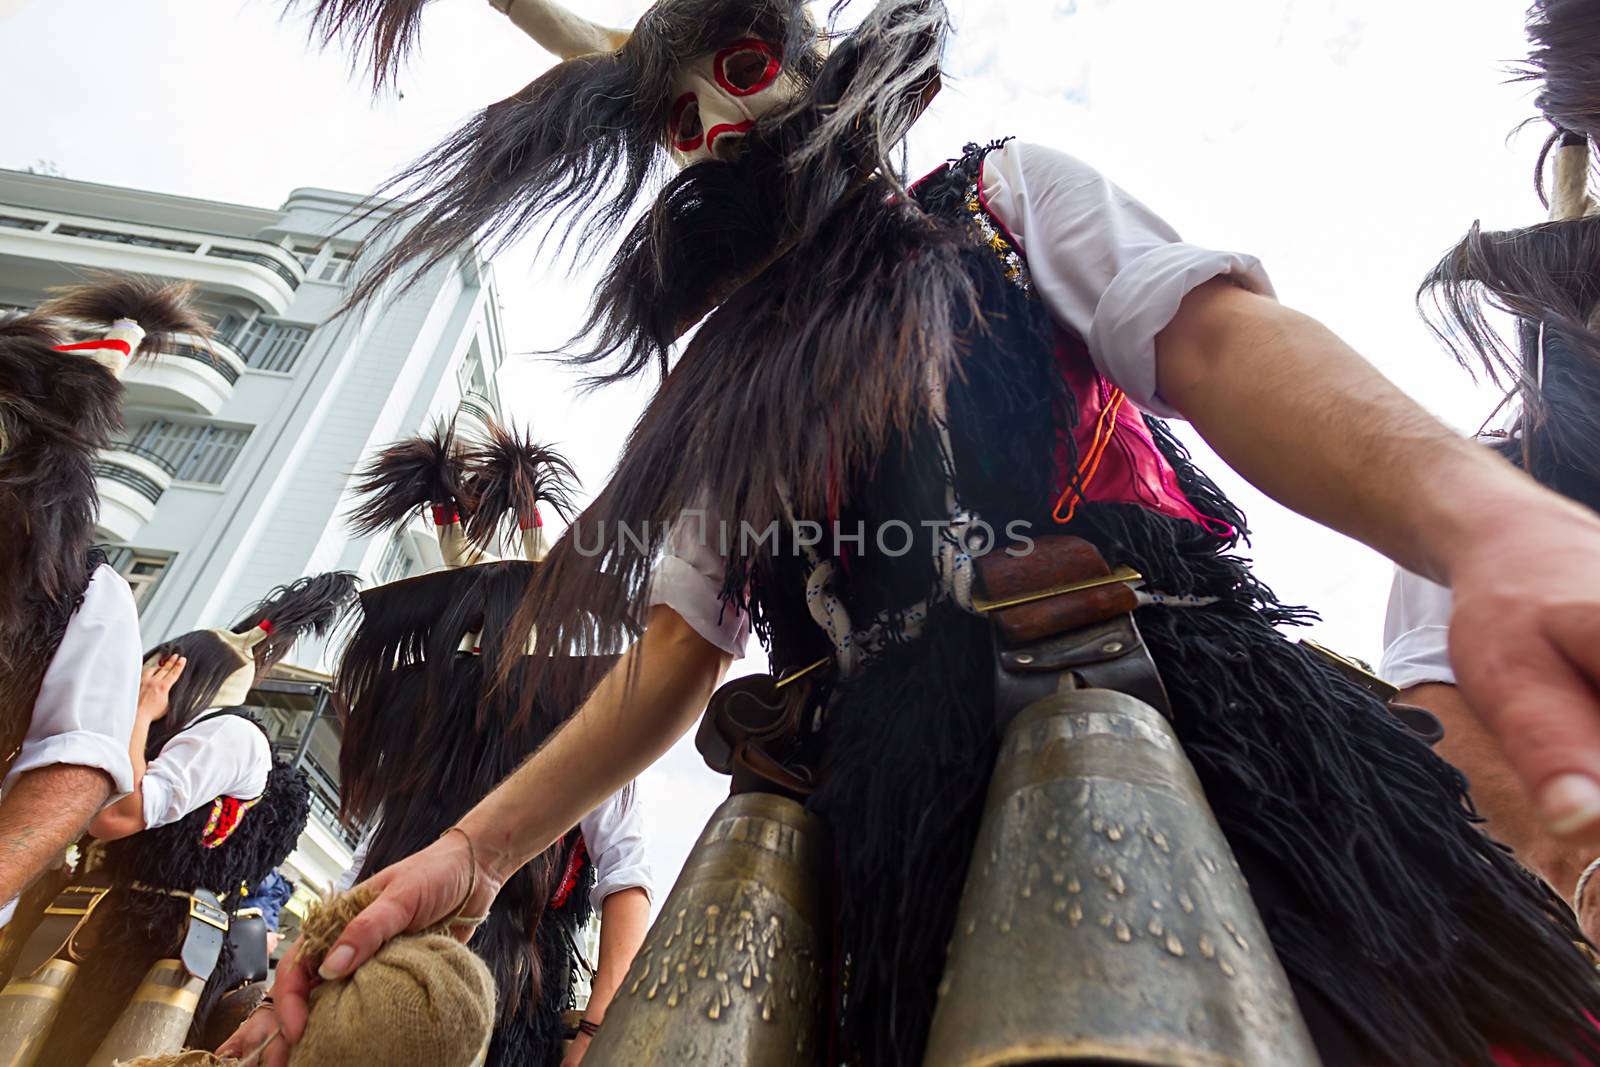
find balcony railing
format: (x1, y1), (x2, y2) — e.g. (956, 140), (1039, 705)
(93, 443), (177, 504)
(171, 341), (242, 385)
(459, 391), (497, 426)
(205, 246), (301, 289)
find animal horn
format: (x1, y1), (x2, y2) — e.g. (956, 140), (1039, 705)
(487, 0), (630, 59)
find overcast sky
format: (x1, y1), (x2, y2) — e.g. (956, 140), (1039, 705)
(0, 0), (1548, 903)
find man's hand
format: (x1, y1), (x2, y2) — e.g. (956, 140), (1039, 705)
(1443, 503), (1600, 843)
(136, 654), (184, 723)
(215, 986), (289, 1067)
(273, 830), (500, 1043)
(1156, 279), (1600, 844)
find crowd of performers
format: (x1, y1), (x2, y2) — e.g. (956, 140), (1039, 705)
(5, 0), (1600, 1064)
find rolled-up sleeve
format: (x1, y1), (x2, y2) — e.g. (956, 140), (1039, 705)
(5, 566), (142, 795)
(580, 782), (654, 913)
(647, 508), (750, 657)
(138, 715), (272, 831)
(1380, 567), (1457, 689)
(980, 140), (1275, 418)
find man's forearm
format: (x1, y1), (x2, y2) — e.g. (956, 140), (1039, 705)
(0, 765), (111, 903)
(459, 606), (731, 882)
(1155, 281), (1597, 585)
(586, 887), (650, 1022)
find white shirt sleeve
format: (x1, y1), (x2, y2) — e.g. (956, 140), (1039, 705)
(579, 782), (654, 913)
(1379, 567), (1456, 690)
(5, 565), (142, 795)
(979, 140), (1276, 418)
(647, 507), (750, 657)
(137, 714), (272, 831)
(334, 823), (377, 893)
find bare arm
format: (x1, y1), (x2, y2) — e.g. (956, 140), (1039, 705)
(0, 765), (111, 903)
(88, 655), (184, 842)
(564, 886), (651, 1066)
(272, 605), (730, 1042)
(1158, 280), (1600, 839)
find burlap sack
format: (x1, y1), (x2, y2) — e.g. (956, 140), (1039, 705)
(119, 888), (494, 1067)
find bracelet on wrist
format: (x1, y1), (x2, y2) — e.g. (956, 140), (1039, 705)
(576, 1018), (600, 1037)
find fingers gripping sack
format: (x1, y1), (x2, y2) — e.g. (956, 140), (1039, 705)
(116, 887), (496, 1067)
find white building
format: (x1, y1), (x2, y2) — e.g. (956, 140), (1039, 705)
(0, 169), (508, 901)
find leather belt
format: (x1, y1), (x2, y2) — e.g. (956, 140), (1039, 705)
(975, 535), (1172, 728)
(11, 885), (229, 984)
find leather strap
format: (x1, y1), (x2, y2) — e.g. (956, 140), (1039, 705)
(12, 885), (228, 984)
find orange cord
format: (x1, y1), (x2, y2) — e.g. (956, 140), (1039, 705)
(1052, 388), (1127, 524)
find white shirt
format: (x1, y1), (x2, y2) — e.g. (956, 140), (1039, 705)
(139, 712), (273, 831)
(0, 565), (142, 928)
(335, 783), (653, 914)
(1380, 567), (1456, 689)
(3, 564), (141, 795)
(648, 140), (1276, 655)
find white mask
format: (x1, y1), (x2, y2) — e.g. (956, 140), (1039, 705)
(668, 38), (798, 166)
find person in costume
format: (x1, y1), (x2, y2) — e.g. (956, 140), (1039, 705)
(1383, 0), (1600, 946)
(224, 421), (651, 1067)
(0, 277), (206, 937)
(3, 574), (351, 1066)
(250, 2), (1600, 1065)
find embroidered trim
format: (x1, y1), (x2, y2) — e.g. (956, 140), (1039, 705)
(200, 793), (262, 849)
(550, 835), (590, 908)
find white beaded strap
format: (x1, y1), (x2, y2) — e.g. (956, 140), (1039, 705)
(1574, 856), (1600, 917)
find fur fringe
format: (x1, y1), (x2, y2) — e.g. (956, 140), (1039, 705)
(230, 570), (361, 672)
(1519, 0), (1600, 142)
(36, 273), (210, 356)
(346, 418), (465, 535)
(0, 313), (123, 760)
(460, 423), (580, 553)
(282, 0), (432, 90)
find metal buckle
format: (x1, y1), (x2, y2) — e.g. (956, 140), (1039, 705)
(43, 886), (108, 918)
(189, 891), (230, 933)
(972, 565), (1143, 614)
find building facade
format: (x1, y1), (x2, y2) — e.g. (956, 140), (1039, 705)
(0, 169), (508, 897)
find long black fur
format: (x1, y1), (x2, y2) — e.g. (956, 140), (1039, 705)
(460, 421), (581, 553)
(36, 273), (211, 357)
(346, 417), (465, 535)
(336, 561), (614, 1066)
(1418, 215), (1600, 509)
(0, 313), (121, 763)
(1519, 0), (1600, 143)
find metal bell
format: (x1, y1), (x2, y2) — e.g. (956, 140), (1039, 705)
(0, 958), (77, 1067)
(923, 688), (1319, 1066)
(584, 791), (829, 1066)
(83, 958), (205, 1067)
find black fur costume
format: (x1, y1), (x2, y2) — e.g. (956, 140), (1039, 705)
(338, 424), (606, 1067)
(35, 718), (310, 1067)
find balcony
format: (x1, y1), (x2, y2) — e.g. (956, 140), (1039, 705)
(93, 443), (176, 542)
(455, 390), (498, 441)
(0, 207), (305, 315)
(121, 332), (246, 416)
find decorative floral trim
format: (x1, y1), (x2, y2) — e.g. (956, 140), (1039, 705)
(966, 180), (1031, 293)
(200, 793), (262, 849)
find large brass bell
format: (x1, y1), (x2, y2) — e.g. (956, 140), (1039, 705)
(0, 958), (78, 1067)
(584, 791), (829, 1065)
(923, 688), (1319, 1066)
(84, 958), (206, 1067)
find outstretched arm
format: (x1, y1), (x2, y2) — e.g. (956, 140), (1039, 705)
(1157, 279), (1600, 841)
(0, 765), (110, 904)
(271, 605), (730, 1045)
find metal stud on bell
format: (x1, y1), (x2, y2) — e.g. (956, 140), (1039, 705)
(923, 688), (1319, 1066)
(584, 792), (829, 1066)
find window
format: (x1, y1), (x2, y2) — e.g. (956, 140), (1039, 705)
(232, 317), (312, 373)
(373, 529), (420, 586)
(0, 216), (45, 231)
(123, 419), (251, 485)
(455, 342), (488, 399)
(104, 547), (173, 612)
(290, 242), (322, 271)
(318, 250), (354, 284)
(55, 224), (199, 253)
